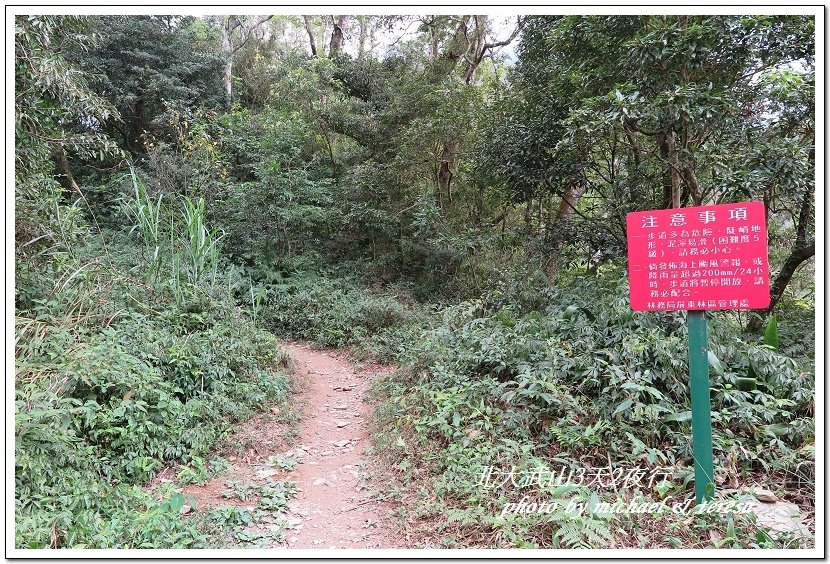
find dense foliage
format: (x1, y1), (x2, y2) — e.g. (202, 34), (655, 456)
(15, 13), (815, 549)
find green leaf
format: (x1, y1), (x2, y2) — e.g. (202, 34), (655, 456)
(763, 316), (780, 350)
(168, 492), (185, 513)
(663, 410), (692, 423)
(707, 350), (724, 375)
(563, 305), (595, 321)
(654, 479), (673, 498)
(613, 398), (633, 416)
(756, 529), (774, 546)
(726, 515), (736, 540)
(736, 377), (757, 391)
(763, 423), (789, 437)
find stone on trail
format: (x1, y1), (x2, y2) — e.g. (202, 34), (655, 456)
(745, 499), (809, 537)
(336, 420), (350, 428)
(748, 487), (778, 503)
(257, 468), (279, 478)
(333, 439), (350, 447)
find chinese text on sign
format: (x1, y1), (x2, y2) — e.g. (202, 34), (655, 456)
(626, 202), (770, 311)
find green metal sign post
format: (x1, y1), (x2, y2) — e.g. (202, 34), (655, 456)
(688, 310), (714, 503)
(627, 202), (772, 505)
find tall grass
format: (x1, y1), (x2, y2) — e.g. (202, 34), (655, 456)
(124, 170), (225, 296)
(180, 196), (224, 287)
(126, 168), (163, 278)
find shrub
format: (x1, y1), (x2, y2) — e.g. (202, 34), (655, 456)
(373, 264), (814, 547)
(15, 226), (291, 548)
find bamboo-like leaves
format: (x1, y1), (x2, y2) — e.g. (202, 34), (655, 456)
(126, 167), (162, 278)
(180, 195), (225, 287)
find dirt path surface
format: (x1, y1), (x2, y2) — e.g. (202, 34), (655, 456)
(274, 342), (401, 549)
(177, 341), (404, 549)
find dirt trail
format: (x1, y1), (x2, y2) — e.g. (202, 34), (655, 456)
(178, 341), (404, 548)
(275, 342), (401, 548)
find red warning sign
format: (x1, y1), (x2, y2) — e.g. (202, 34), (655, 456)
(626, 202), (770, 311)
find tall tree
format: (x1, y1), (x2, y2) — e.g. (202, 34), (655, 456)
(221, 15), (273, 106)
(484, 15), (815, 290)
(82, 15), (225, 153)
(420, 15), (522, 205)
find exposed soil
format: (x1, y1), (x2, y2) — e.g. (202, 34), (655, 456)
(179, 341), (404, 549)
(274, 342), (403, 548)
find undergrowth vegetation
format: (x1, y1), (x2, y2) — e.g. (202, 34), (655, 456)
(370, 266), (814, 548)
(15, 175), (291, 548)
(236, 262), (423, 349)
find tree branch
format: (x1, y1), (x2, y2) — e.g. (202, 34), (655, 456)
(483, 16), (524, 50)
(231, 15), (273, 56)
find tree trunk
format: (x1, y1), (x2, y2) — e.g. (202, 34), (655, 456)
(430, 17), (471, 207)
(52, 145), (81, 194)
(328, 15), (348, 57)
(463, 16), (488, 84)
(432, 16), (470, 80)
(554, 184), (586, 221)
(667, 132), (681, 208)
(658, 131), (681, 208)
(427, 15), (521, 213)
(129, 98), (144, 153)
(222, 19), (234, 106)
(747, 184), (815, 331)
(681, 165), (703, 206)
(436, 137), (459, 205)
(464, 16), (522, 85)
(428, 19), (440, 63)
(624, 124), (642, 168)
(357, 16), (367, 58)
(221, 16), (271, 106)
(303, 16), (318, 57)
